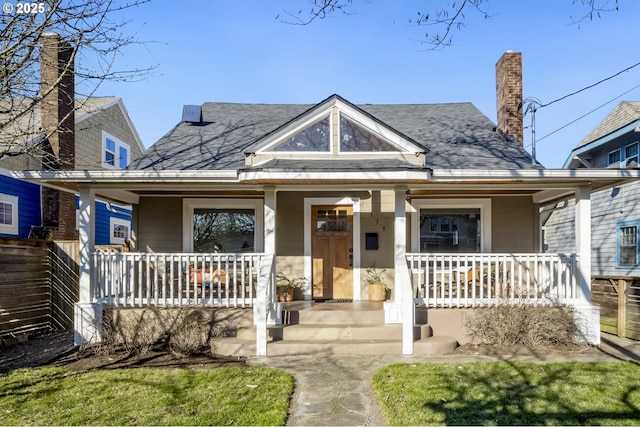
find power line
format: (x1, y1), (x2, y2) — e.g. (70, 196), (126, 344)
(524, 82), (640, 149)
(536, 61), (640, 109)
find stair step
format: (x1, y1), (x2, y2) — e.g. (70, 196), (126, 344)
(283, 309), (385, 325)
(211, 335), (458, 357)
(238, 323), (403, 341)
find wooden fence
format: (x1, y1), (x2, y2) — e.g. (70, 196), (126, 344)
(0, 238), (78, 342)
(592, 276), (640, 340)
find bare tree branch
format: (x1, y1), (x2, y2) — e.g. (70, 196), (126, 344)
(570, 0), (619, 27)
(277, 0), (353, 25)
(280, 0), (618, 50)
(0, 0), (156, 163)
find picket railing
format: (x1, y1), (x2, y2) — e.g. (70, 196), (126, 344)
(406, 253), (579, 308)
(93, 252), (268, 308)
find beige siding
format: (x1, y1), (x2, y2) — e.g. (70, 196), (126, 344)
(76, 104), (144, 170)
(275, 191), (396, 296)
(491, 196), (538, 252)
(0, 154), (41, 170)
(137, 197), (183, 252)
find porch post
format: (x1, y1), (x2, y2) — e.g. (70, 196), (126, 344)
(575, 185), (591, 305)
(74, 186), (101, 345)
(255, 187), (279, 356)
(394, 186), (413, 355)
(574, 185), (600, 345)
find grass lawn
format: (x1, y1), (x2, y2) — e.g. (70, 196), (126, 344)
(372, 361), (640, 426)
(0, 366), (292, 426)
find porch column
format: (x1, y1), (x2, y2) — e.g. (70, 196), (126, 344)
(574, 185), (600, 345)
(394, 186), (413, 355)
(74, 186), (101, 345)
(255, 187), (279, 356)
(575, 185), (591, 304)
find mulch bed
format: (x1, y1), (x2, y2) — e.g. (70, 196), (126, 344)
(0, 330), (246, 372)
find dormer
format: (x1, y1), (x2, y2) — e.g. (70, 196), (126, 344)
(245, 95), (428, 167)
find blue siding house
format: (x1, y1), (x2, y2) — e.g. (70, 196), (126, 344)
(0, 170), (41, 238)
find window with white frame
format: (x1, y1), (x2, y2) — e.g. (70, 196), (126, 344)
(617, 221), (639, 267)
(625, 142), (639, 168)
(608, 149), (621, 167)
(183, 199), (264, 253)
(109, 217), (130, 244)
(102, 131), (130, 169)
(411, 199), (491, 253)
(0, 194), (18, 235)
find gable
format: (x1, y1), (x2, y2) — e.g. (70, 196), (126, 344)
(248, 95), (424, 166)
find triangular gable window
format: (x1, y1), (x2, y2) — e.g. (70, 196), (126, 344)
(340, 115), (400, 152)
(268, 115), (330, 152)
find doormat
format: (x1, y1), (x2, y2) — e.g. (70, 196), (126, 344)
(315, 299), (353, 303)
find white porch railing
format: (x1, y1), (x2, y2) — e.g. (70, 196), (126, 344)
(93, 252), (270, 308)
(406, 253), (579, 308)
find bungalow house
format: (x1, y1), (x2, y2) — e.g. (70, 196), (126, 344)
(15, 51), (640, 355)
(0, 33), (144, 244)
(544, 101), (640, 339)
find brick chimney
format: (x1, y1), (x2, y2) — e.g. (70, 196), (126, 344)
(496, 50), (523, 146)
(40, 33), (77, 240)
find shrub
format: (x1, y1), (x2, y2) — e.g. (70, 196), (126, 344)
(465, 305), (577, 348)
(92, 307), (237, 356)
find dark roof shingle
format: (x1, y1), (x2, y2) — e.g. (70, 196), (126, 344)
(129, 96), (538, 171)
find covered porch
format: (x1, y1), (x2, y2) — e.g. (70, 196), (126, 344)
(17, 167), (640, 355)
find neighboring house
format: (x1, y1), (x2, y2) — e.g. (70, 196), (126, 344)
(0, 35), (144, 244)
(17, 51), (640, 355)
(0, 97), (144, 244)
(545, 101), (640, 277)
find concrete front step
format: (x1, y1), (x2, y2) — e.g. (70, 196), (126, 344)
(237, 323), (434, 341)
(211, 335), (458, 357)
(237, 323), (404, 341)
(282, 309), (385, 325)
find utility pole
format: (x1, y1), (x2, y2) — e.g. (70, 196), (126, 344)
(529, 102), (537, 165)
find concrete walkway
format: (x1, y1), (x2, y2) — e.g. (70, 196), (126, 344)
(247, 334), (640, 426)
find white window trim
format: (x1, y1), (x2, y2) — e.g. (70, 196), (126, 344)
(182, 199), (264, 252)
(0, 193), (18, 235)
(303, 196), (361, 301)
(409, 198), (492, 253)
(101, 130), (131, 170)
(109, 217), (131, 245)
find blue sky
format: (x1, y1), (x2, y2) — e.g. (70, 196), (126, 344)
(91, 0), (640, 168)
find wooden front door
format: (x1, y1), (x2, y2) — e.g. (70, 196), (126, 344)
(312, 205), (353, 299)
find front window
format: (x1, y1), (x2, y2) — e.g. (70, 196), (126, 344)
(419, 208), (481, 252)
(102, 131), (130, 169)
(618, 222), (639, 267)
(193, 208), (255, 253)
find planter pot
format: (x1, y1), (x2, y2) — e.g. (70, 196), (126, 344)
(368, 283), (386, 301)
(277, 288), (293, 302)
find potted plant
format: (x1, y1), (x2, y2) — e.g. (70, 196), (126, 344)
(275, 272), (305, 302)
(365, 267), (389, 301)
